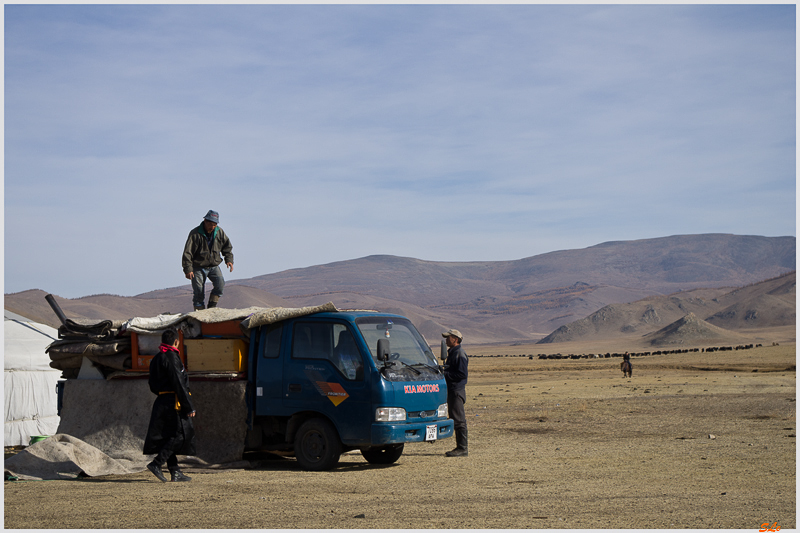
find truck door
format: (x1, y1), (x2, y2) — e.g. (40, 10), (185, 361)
(254, 322), (285, 416)
(284, 319), (371, 444)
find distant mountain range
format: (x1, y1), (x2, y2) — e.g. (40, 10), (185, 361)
(5, 234), (795, 345)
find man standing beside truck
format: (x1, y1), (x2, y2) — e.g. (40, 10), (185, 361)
(182, 209), (234, 311)
(442, 329), (469, 457)
(143, 329), (196, 482)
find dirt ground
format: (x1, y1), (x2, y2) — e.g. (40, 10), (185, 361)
(5, 343), (795, 529)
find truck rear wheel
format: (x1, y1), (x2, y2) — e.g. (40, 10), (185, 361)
(361, 443), (404, 465)
(294, 418), (342, 471)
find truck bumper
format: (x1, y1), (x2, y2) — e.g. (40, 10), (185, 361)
(371, 418), (454, 445)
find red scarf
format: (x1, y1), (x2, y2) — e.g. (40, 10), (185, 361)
(159, 343), (180, 354)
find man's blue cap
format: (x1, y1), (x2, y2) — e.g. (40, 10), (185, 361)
(204, 210), (219, 224)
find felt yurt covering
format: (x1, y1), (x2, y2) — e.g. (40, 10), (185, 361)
(4, 310), (62, 446)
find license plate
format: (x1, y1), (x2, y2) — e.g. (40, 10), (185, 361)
(425, 424), (437, 441)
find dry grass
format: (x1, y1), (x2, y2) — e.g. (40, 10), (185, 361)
(4, 343), (796, 529)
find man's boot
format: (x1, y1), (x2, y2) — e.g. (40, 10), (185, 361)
(193, 305), (205, 311)
(445, 427), (468, 457)
(147, 461), (168, 482)
(207, 295), (220, 309)
(169, 468), (192, 482)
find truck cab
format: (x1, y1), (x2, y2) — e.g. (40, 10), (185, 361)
(245, 311), (454, 470)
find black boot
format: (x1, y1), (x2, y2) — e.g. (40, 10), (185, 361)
(207, 295), (220, 309)
(169, 469), (192, 482)
(446, 428), (468, 457)
(147, 461), (168, 482)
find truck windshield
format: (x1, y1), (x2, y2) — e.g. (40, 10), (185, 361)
(356, 317), (441, 382)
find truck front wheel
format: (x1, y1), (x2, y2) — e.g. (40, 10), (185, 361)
(361, 443), (404, 465)
(294, 418), (342, 471)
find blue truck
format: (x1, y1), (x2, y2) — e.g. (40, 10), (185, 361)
(244, 311), (454, 470)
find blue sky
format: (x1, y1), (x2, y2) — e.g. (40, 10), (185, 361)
(4, 4), (796, 298)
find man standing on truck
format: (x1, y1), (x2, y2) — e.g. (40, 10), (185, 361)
(182, 209), (234, 311)
(442, 329), (469, 457)
(143, 329), (196, 482)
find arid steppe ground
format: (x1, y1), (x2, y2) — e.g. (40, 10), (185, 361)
(5, 340), (795, 529)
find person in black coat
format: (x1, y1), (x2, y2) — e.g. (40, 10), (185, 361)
(143, 329), (196, 482)
(442, 329), (469, 457)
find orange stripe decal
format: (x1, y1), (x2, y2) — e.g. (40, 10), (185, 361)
(316, 381), (350, 406)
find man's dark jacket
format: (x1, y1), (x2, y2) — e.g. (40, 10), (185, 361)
(444, 344), (468, 390)
(143, 345), (196, 456)
(182, 224), (234, 274)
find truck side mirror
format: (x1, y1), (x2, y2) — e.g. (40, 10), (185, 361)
(377, 339), (390, 362)
(440, 339), (447, 363)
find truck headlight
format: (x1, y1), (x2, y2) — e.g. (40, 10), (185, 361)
(375, 407), (406, 422)
(437, 403), (448, 418)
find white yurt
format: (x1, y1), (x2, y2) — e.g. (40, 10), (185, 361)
(4, 310), (62, 446)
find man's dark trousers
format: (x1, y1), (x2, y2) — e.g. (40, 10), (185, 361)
(448, 386), (467, 451)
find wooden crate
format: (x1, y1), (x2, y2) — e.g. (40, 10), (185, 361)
(129, 330), (186, 372)
(184, 338), (247, 372)
(201, 320), (244, 337)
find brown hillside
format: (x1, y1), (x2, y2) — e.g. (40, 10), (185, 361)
(643, 313), (745, 346)
(538, 272), (796, 345)
(705, 271), (796, 329)
(537, 287), (731, 343)
(236, 235), (794, 308)
(5, 235), (795, 344)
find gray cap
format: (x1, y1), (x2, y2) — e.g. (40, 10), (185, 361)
(442, 329), (463, 341)
(204, 210), (219, 224)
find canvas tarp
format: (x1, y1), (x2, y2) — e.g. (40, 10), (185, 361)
(4, 312), (63, 446)
(4, 434), (148, 480)
(122, 302), (339, 336)
(239, 302), (338, 330)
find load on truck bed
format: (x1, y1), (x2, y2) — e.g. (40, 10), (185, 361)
(46, 299), (454, 471)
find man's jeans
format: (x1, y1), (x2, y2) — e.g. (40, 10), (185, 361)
(191, 266), (225, 308)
